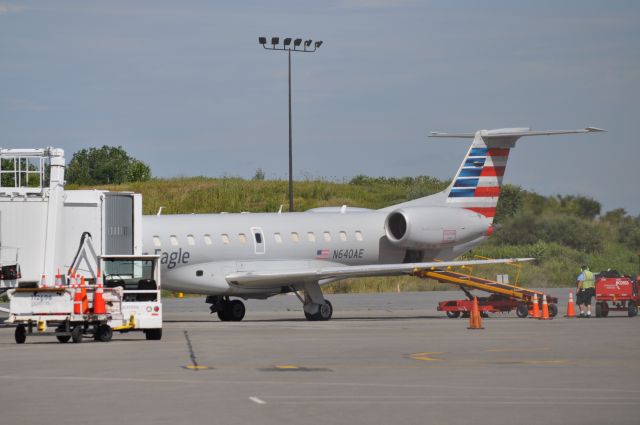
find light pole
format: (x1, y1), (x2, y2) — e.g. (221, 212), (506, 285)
(259, 36), (322, 212)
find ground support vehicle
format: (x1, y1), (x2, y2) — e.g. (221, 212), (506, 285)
(594, 275), (639, 317)
(438, 294), (524, 318)
(5, 255), (162, 343)
(101, 254), (163, 341)
(416, 269), (558, 318)
(6, 286), (115, 343)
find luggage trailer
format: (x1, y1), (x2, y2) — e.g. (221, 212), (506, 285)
(6, 254), (162, 344)
(413, 269), (558, 318)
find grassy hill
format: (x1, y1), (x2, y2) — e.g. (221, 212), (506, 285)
(71, 176), (640, 292)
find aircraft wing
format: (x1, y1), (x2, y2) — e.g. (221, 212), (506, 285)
(225, 257), (533, 289)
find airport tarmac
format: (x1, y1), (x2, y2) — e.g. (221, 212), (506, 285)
(1, 290), (639, 425)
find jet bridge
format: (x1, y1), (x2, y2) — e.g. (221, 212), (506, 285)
(0, 147), (142, 289)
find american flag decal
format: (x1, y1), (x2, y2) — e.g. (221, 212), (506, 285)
(316, 249), (329, 259)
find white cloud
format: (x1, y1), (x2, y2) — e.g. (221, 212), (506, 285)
(0, 2), (26, 15)
(339, 0), (416, 10)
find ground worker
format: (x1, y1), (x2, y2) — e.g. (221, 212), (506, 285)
(576, 265), (595, 318)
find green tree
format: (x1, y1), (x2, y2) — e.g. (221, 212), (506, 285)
(66, 146), (151, 185)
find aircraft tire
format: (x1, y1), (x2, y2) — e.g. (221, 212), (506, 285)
(217, 309), (230, 321)
(228, 300), (246, 321)
(311, 300), (333, 321)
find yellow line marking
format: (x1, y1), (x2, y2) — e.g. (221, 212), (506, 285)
(184, 365), (210, 370)
(486, 348), (550, 353)
(409, 352), (445, 362)
(275, 365), (301, 370)
(523, 360), (568, 365)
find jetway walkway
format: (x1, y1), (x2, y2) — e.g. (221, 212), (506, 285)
(413, 269), (558, 305)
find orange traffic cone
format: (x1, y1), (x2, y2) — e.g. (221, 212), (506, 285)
(531, 293), (540, 319)
(73, 284), (83, 314)
(93, 283), (107, 315)
(80, 276), (89, 314)
(55, 269), (63, 288)
(566, 291), (576, 318)
(468, 296), (484, 329)
(539, 294), (551, 320)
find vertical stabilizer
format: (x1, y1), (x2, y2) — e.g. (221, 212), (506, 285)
(385, 127), (605, 221)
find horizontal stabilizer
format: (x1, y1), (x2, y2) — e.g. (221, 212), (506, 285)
(226, 257), (534, 289)
(429, 127), (605, 139)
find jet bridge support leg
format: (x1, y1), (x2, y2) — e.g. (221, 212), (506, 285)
(301, 282), (333, 321)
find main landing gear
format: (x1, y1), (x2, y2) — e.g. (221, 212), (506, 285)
(296, 282), (333, 321)
(206, 295), (246, 322)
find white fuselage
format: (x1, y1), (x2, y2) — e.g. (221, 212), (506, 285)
(142, 208), (490, 297)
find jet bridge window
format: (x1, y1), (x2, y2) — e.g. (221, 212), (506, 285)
(339, 231), (348, 242)
(187, 235), (195, 246)
(203, 234), (212, 245)
(153, 236), (161, 247)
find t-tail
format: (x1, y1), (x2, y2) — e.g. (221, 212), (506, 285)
(389, 126), (605, 222)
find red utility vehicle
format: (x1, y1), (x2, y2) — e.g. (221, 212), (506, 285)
(594, 272), (639, 317)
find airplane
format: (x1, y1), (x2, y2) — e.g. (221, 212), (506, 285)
(142, 126), (604, 321)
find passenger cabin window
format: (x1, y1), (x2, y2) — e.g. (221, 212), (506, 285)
(291, 232), (299, 243)
(238, 233), (247, 244)
(339, 231), (347, 242)
(307, 232), (316, 242)
(355, 231), (363, 241)
(274, 233), (282, 243)
(153, 236), (161, 247)
(187, 234), (195, 246)
(323, 232), (332, 242)
(203, 234), (212, 245)
(170, 235), (179, 246)
(221, 234), (230, 245)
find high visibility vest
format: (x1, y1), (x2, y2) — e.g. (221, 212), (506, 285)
(582, 270), (595, 289)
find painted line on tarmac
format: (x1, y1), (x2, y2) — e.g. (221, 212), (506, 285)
(1, 375), (638, 394)
(409, 352), (445, 362)
(486, 347), (550, 353)
(249, 397), (267, 405)
(182, 330), (212, 371)
(259, 365), (332, 372)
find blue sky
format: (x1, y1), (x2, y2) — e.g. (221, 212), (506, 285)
(1, 1), (638, 214)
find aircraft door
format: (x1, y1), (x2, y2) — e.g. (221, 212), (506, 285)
(251, 227), (265, 255)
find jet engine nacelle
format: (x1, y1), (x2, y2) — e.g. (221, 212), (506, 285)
(384, 207), (492, 250)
